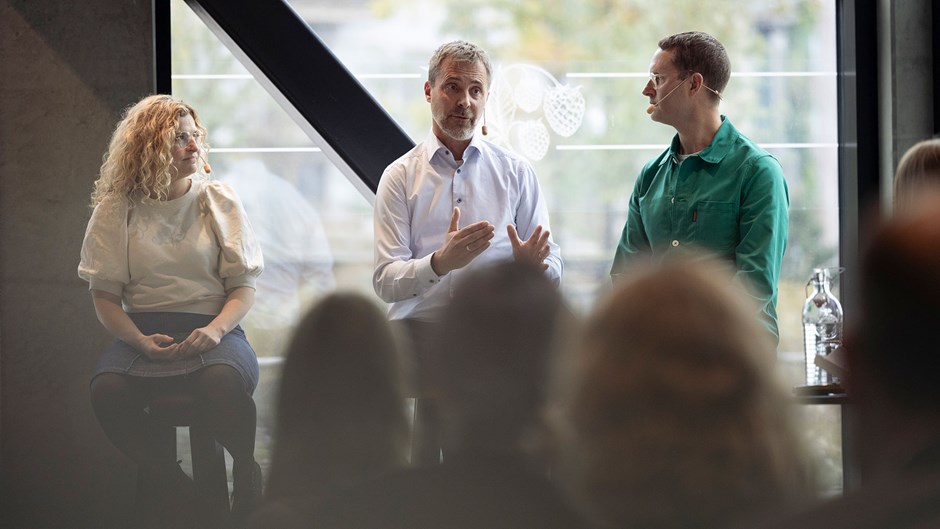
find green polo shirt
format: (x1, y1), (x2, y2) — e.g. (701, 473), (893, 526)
(611, 116), (789, 342)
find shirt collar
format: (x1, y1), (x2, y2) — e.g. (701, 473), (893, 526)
(424, 130), (483, 163)
(663, 115), (736, 166)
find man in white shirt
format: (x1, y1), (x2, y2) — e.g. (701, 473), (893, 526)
(373, 40), (563, 463)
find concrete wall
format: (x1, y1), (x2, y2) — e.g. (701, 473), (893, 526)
(0, 1), (154, 527)
(878, 0), (936, 208)
(889, 1), (934, 154)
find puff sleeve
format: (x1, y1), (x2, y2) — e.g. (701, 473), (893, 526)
(77, 194), (130, 297)
(202, 181), (264, 291)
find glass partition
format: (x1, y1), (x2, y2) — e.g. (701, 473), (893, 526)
(171, 0), (843, 493)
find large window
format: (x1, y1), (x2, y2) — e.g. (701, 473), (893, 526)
(171, 0), (843, 493)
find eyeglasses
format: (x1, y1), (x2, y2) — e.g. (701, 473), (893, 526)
(173, 131), (204, 148)
(648, 71), (689, 90)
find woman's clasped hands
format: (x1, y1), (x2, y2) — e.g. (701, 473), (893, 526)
(136, 325), (223, 361)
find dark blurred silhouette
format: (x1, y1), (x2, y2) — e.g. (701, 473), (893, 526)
(312, 261), (590, 529)
(756, 194), (940, 529)
(554, 258), (813, 529)
(244, 293), (409, 529)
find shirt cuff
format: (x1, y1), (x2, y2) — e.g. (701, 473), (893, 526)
(223, 274), (258, 292)
(88, 277), (124, 297)
(415, 253), (443, 285)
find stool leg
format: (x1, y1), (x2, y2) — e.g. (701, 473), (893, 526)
(135, 425), (178, 529)
(190, 425), (230, 528)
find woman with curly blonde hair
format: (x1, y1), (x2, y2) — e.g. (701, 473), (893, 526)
(92, 95), (210, 205)
(78, 94), (265, 526)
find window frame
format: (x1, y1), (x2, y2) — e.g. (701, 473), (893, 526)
(155, 0), (882, 491)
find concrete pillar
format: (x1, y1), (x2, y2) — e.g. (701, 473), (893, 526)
(1, 0), (153, 527)
(879, 0), (935, 208)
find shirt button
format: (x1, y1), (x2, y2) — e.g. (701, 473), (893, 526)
(456, 169), (461, 174)
(671, 197), (675, 204)
(672, 240), (680, 247)
(456, 198), (463, 204)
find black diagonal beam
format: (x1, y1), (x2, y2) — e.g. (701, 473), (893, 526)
(154, 0), (172, 94)
(184, 0), (413, 193)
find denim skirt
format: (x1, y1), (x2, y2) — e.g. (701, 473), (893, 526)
(93, 312), (260, 394)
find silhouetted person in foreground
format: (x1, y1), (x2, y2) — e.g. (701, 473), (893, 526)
(756, 194), (940, 529)
(555, 258), (813, 529)
(245, 293), (409, 529)
(313, 261), (590, 529)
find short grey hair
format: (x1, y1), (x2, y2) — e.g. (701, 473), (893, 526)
(428, 40), (492, 88)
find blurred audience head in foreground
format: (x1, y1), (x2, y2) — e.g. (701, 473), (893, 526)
(309, 261), (590, 529)
(247, 292), (408, 528)
(893, 138), (940, 214)
(553, 257), (813, 529)
(434, 259), (572, 458)
(754, 193), (940, 529)
(849, 191), (940, 471)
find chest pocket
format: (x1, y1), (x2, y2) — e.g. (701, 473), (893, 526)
(691, 201), (737, 253)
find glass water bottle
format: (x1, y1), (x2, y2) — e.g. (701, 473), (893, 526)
(801, 268), (844, 386)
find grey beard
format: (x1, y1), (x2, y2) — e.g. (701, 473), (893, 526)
(434, 111), (476, 141)
(442, 123), (475, 141)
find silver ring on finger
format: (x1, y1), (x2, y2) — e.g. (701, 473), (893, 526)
(466, 244), (472, 252)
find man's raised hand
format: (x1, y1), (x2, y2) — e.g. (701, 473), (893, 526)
(430, 207), (495, 276)
(507, 224), (550, 271)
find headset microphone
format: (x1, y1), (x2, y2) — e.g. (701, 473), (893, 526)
(646, 77), (689, 115)
(199, 152), (212, 174)
(481, 107), (488, 136)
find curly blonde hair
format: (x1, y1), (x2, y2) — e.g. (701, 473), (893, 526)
(91, 94), (209, 206)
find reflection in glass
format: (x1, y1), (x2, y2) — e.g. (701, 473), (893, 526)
(219, 158), (336, 357)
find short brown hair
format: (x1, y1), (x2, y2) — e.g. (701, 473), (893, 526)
(659, 31), (731, 96)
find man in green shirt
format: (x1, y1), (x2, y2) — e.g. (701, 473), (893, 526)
(611, 31), (789, 343)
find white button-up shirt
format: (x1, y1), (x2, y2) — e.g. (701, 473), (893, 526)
(373, 131), (563, 321)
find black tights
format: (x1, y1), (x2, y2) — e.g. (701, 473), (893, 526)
(90, 365), (257, 474)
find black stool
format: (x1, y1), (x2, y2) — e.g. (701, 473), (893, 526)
(145, 391), (231, 528)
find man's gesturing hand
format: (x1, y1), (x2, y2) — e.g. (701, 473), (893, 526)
(507, 224), (550, 271)
(431, 207), (495, 276)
